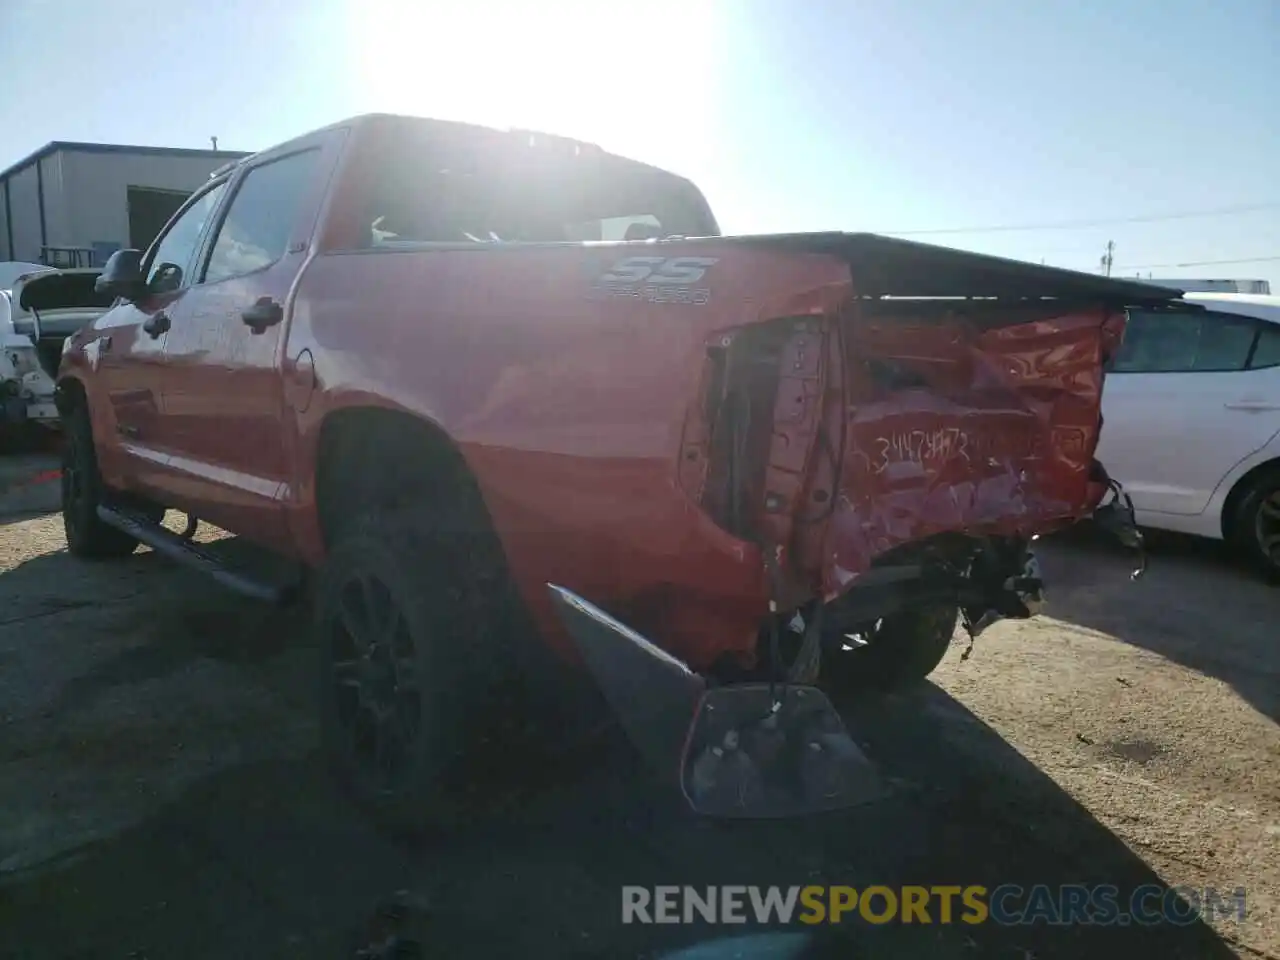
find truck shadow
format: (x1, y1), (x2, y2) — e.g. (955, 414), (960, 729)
(0, 670), (1241, 958)
(1036, 527), (1280, 724)
(0, 531), (1248, 957)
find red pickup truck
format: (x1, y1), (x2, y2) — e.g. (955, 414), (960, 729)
(57, 113), (1172, 825)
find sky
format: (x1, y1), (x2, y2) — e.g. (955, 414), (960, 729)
(2, 0), (1277, 286)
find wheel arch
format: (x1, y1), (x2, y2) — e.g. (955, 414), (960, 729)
(1221, 455), (1280, 539)
(310, 404), (569, 690)
(53, 373), (87, 415)
(313, 405), (495, 551)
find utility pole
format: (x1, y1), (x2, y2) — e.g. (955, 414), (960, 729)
(210, 136), (219, 151)
(1100, 240), (1115, 277)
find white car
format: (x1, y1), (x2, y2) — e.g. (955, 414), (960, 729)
(1097, 292), (1280, 577)
(0, 263), (108, 437)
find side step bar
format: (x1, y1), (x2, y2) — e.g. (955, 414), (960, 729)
(96, 505), (295, 604)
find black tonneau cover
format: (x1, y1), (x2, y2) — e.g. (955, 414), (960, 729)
(724, 232), (1185, 305)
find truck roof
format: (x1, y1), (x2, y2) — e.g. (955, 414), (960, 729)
(212, 113), (658, 181)
(202, 117), (1182, 309)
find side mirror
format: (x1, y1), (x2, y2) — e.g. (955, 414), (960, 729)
(95, 249), (146, 301)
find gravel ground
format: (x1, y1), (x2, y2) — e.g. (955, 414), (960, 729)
(0, 471), (1275, 958)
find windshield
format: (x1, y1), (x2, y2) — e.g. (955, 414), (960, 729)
(358, 124), (719, 247)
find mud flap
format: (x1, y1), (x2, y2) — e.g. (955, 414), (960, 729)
(547, 585), (706, 787)
(547, 585), (886, 818)
(679, 683), (886, 818)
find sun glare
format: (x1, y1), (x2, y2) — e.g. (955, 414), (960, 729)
(348, 0), (728, 179)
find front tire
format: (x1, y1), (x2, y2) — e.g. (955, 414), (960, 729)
(61, 404), (142, 559)
(820, 603), (958, 695)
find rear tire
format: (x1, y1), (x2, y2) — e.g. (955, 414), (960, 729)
(316, 506), (515, 835)
(820, 603), (958, 695)
(1232, 467), (1280, 582)
(61, 404), (142, 559)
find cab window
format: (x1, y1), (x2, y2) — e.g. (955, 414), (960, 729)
(145, 181), (228, 294)
(357, 128), (717, 247)
(202, 150), (319, 284)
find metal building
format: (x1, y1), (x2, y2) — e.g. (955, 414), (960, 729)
(0, 141), (249, 269)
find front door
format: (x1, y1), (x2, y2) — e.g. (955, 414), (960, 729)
(92, 179), (229, 494)
(155, 144), (328, 550)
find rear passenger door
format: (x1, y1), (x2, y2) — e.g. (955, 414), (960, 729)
(156, 137), (335, 550)
(1098, 310), (1280, 516)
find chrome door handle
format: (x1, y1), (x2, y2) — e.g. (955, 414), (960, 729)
(242, 297), (284, 333)
(1224, 400), (1280, 411)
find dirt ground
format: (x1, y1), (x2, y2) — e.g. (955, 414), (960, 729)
(0, 459), (1276, 958)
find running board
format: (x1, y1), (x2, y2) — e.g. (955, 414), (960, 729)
(96, 505), (295, 604)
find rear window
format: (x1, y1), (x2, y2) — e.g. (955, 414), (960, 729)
(351, 123), (718, 248)
(1113, 310), (1258, 373)
(1250, 323), (1280, 369)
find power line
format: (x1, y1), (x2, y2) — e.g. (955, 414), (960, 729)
(1114, 254), (1280, 270)
(881, 201), (1280, 237)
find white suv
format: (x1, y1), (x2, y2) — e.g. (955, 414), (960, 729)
(1097, 293), (1280, 577)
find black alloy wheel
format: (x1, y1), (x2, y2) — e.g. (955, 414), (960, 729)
(327, 570), (422, 790)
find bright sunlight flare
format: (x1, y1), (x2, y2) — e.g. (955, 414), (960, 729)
(349, 0), (729, 180)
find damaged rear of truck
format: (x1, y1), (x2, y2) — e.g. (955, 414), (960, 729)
(699, 235), (1155, 629)
(546, 233), (1168, 819)
(285, 117), (1177, 823)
